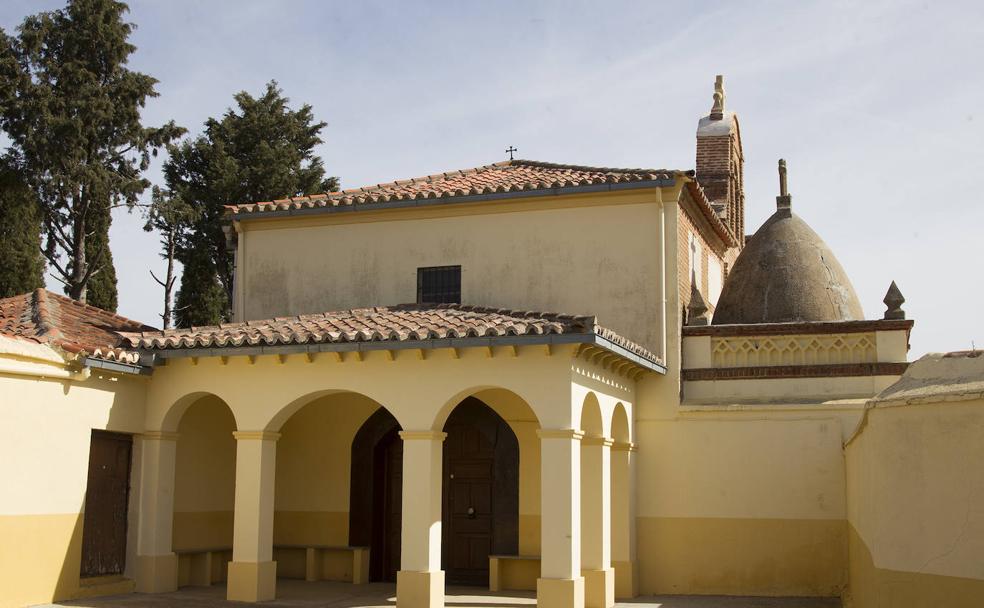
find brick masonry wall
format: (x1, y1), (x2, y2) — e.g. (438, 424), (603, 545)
(696, 129), (745, 246)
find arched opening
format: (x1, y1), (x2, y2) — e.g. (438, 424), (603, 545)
(349, 407), (403, 582)
(611, 403), (629, 444)
(609, 402), (633, 599)
(441, 397), (519, 586)
(171, 394), (237, 586)
(273, 392), (388, 583)
(580, 392), (613, 607)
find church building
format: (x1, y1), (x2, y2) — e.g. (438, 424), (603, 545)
(1, 77), (981, 608)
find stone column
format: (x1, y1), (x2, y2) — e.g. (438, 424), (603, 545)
(537, 429), (585, 608)
(610, 441), (638, 599)
(227, 431), (280, 602)
(134, 431), (179, 593)
(582, 436), (614, 608)
(397, 431), (447, 608)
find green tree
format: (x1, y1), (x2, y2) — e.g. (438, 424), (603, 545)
(80, 204), (117, 311)
(0, 0), (183, 306)
(165, 81), (337, 326)
(0, 155), (45, 297)
(143, 187), (198, 328)
(173, 242), (226, 328)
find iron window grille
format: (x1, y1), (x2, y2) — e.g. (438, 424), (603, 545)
(417, 265), (461, 304)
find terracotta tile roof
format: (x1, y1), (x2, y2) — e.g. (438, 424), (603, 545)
(120, 304), (661, 367)
(0, 289), (154, 363)
(225, 159), (679, 216)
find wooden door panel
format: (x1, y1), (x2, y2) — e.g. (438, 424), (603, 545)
(80, 431), (132, 578)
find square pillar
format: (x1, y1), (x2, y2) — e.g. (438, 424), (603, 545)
(611, 442), (638, 599)
(582, 436), (614, 608)
(537, 429), (585, 608)
(227, 431), (280, 602)
(134, 431), (179, 593)
(397, 430), (446, 608)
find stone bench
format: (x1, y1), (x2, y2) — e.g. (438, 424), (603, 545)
(489, 554), (540, 592)
(273, 544), (370, 584)
(175, 545), (369, 587)
(175, 546), (232, 587)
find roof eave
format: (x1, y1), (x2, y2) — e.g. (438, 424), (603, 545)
(225, 178), (679, 222)
(139, 332), (666, 375)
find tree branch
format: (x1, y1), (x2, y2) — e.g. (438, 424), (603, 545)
(149, 269), (167, 288)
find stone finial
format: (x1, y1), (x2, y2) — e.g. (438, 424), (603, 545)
(776, 159), (792, 216)
(883, 281), (905, 320)
(710, 75), (726, 120)
(687, 272), (710, 326)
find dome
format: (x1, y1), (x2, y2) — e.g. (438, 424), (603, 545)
(712, 160), (864, 325)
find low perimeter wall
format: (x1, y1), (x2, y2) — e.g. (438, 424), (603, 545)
(844, 355), (984, 607)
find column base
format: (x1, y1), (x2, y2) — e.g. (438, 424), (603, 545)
(227, 560), (277, 602)
(397, 570), (444, 608)
(583, 568), (615, 608)
(612, 560), (638, 599)
(537, 576), (585, 608)
(134, 553), (178, 593)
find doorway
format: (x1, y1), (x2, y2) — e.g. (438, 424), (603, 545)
(80, 430), (133, 577)
(442, 398), (519, 586)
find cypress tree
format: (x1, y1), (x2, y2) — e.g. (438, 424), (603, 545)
(0, 0), (183, 305)
(165, 81), (336, 325)
(0, 156), (45, 298)
(173, 243), (226, 328)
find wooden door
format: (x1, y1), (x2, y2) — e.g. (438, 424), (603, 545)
(443, 421), (495, 585)
(80, 430), (132, 577)
(371, 428), (403, 582)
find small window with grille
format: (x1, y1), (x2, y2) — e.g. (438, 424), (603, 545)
(417, 265), (461, 304)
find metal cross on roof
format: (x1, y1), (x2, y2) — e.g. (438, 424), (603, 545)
(505, 146), (517, 160)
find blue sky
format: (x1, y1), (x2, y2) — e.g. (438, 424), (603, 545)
(3, 0), (982, 356)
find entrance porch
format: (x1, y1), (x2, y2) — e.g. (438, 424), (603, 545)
(125, 311), (658, 608)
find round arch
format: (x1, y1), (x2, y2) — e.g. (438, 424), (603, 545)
(430, 385), (542, 433)
(580, 392), (604, 438)
(263, 389), (395, 433)
(611, 402), (630, 444)
(159, 391), (238, 433)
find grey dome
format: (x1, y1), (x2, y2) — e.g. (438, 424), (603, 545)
(712, 209), (864, 325)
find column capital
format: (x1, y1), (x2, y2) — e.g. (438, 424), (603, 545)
(232, 431), (282, 441)
(611, 441), (637, 452)
(582, 435), (614, 447)
(140, 430), (180, 441)
(537, 428), (585, 441)
(398, 430), (448, 441)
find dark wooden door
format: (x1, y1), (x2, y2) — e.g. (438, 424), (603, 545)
(443, 420), (495, 585)
(371, 428), (403, 582)
(80, 430), (132, 577)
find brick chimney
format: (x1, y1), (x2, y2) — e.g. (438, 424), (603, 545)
(696, 75), (745, 246)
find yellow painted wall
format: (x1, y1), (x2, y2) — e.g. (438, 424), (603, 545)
(0, 361), (147, 608)
(633, 412), (851, 596)
(845, 398), (984, 607)
(273, 393), (378, 547)
(236, 191), (668, 354)
(172, 396), (237, 551)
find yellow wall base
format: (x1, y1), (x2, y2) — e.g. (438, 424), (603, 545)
(636, 516), (846, 596)
(396, 570), (444, 608)
(490, 556), (540, 591)
(135, 553), (178, 593)
(583, 568), (614, 608)
(226, 560), (277, 602)
(847, 524), (984, 607)
(612, 560), (638, 599)
(77, 575), (136, 599)
(537, 576), (585, 608)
